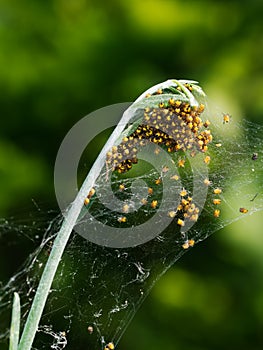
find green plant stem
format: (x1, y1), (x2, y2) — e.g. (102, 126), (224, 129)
(18, 104), (136, 350)
(9, 292), (20, 350)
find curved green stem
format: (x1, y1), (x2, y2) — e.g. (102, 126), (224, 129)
(17, 103), (138, 350)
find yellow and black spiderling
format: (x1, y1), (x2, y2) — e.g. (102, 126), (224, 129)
(213, 188), (222, 194)
(182, 239), (195, 249)
(214, 209), (220, 218)
(183, 83), (193, 92)
(106, 99), (213, 173)
(177, 218), (185, 227)
(117, 216), (127, 223)
(104, 342), (115, 350)
(204, 178), (211, 186)
(84, 188), (96, 206)
(223, 113), (230, 124)
(151, 200), (158, 209)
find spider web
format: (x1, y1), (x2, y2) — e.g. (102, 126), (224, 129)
(0, 83), (263, 350)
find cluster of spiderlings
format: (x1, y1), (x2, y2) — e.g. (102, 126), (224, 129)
(212, 187), (222, 218)
(169, 188), (200, 227)
(106, 89), (212, 173)
(169, 187), (199, 250)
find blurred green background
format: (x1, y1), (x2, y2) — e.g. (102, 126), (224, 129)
(0, 0), (263, 349)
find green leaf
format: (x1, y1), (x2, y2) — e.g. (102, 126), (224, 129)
(9, 292), (21, 350)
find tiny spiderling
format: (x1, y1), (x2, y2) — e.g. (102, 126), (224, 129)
(214, 209), (220, 218)
(177, 218), (185, 227)
(151, 200), (158, 209)
(104, 342), (115, 350)
(213, 188), (222, 194)
(223, 113), (230, 124)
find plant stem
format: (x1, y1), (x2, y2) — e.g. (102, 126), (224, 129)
(9, 292), (20, 350)
(18, 105), (135, 350)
